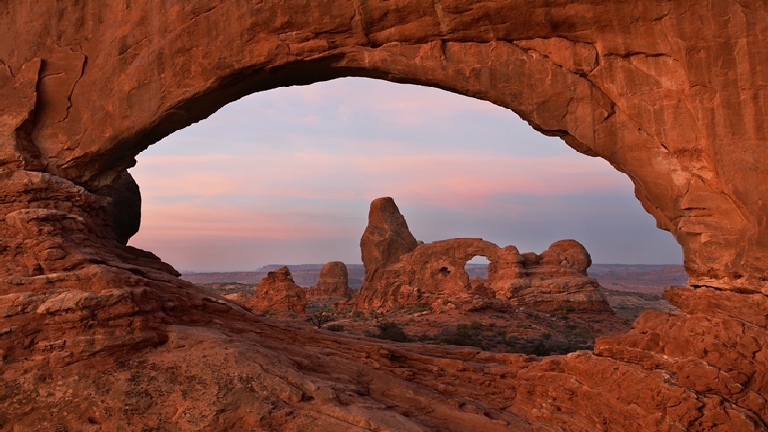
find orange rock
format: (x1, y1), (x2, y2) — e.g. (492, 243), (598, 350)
(2, 1), (768, 430)
(360, 197), (419, 276)
(355, 199), (612, 314)
(307, 261), (353, 301)
(245, 266), (307, 314)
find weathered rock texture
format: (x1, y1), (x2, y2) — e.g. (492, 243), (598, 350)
(245, 266), (307, 314)
(355, 199), (612, 313)
(361, 197), (420, 275)
(307, 261), (354, 301)
(2, 1), (768, 431)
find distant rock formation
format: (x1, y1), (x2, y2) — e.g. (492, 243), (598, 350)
(361, 197), (419, 276)
(508, 240), (612, 313)
(354, 198), (612, 314)
(307, 261), (353, 301)
(245, 266), (307, 313)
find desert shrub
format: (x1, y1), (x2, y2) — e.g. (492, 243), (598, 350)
(373, 322), (409, 342)
(531, 341), (551, 356)
(416, 333), (433, 342)
(351, 310), (366, 321)
(505, 335), (592, 356)
(326, 324), (345, 332)
(468, 320), (483, 330)
(555, 303), (577, 318)
(563, 324), (592, 341)
(437, 323), (487, 348)
(307, 310), (335, 328)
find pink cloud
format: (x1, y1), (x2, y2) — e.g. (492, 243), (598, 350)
(133, 200), (362, 243)
(134, 149), (628, 203)
(128, 77), (678, 271)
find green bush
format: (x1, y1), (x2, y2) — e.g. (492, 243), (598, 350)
(373, 322), (409, 342)
(326, 324), (345, 332)
(436, 323), (488, 348)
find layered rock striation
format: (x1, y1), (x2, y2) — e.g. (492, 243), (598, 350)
(1, 1), (768, 430)
(354, 198), (612, 314)
(2, 1), (767, 292)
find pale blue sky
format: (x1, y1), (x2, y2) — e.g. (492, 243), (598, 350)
(129, 77), (682, 272)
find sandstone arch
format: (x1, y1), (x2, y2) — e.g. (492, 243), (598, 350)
(355, 200), (613, 314)
(2, 1), (767, 292)
(2, 1), (768, 430)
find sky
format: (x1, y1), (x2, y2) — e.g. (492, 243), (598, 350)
(128, 77), (682, 272)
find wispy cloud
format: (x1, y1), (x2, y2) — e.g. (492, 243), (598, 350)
(129, 77), (681, 271)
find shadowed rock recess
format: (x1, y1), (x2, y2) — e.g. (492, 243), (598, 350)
(1, 1), (767, 431)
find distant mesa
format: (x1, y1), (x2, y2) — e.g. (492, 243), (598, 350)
(244, 266), (307, 313)
(354, 197), (613, 314)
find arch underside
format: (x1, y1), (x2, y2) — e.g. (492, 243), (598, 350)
(1, 1), (767, 430)
(3, 0), (764, 292)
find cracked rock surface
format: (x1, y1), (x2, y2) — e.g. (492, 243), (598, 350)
(1, 1), (768, 430)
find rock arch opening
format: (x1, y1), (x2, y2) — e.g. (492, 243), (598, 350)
(4, 3), (768, 430)
(466, 255), (491, 280)
(128, 77), (681, 274)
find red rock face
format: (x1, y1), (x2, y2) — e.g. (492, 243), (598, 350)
(2, 1), (768, 430)
(2, 1), (767, 292)
(355, 199), (612, 313)
(360, 197), (419, 277)
(246, 266), (307, 314)
(308, 261), (353, 301)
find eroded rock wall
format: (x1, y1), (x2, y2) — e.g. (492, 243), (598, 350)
(2, 1), (767, 291)
(354, 198), (612, 313)
(1, 1), (768, 431)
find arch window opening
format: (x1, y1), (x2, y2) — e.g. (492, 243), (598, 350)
(128, 77), (683, 325)
(465, 256), (490, 280)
